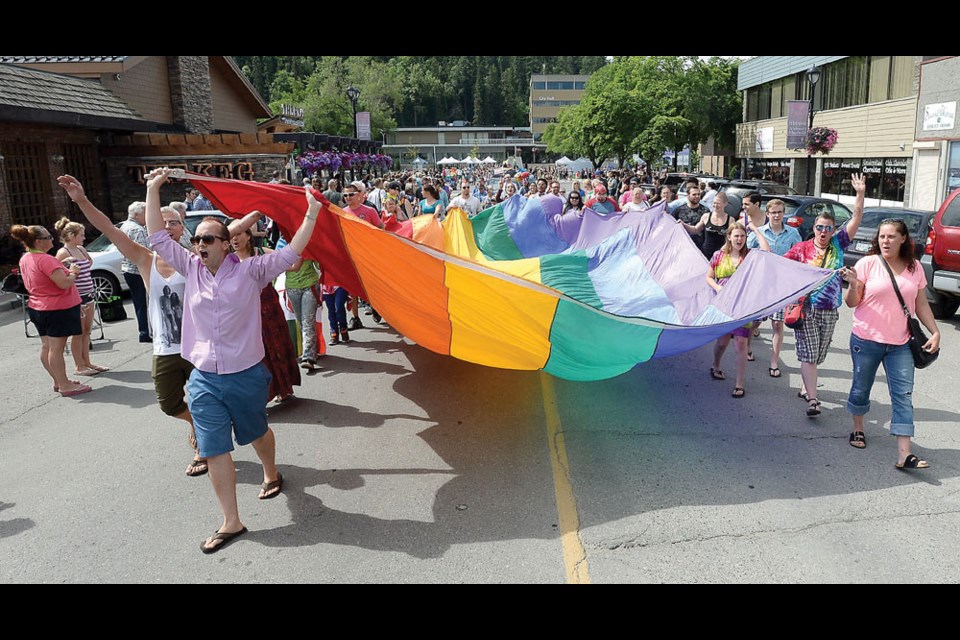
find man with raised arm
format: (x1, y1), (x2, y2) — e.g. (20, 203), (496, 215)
(145, 168), (322, 554)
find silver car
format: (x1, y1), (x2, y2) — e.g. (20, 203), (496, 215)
(87, 211), (228, 301)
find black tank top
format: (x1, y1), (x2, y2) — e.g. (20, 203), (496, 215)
(701, 213), (730, 258)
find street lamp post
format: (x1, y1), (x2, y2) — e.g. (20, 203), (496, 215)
(346, 85), (360, 140)
(805, 65), (822, 196)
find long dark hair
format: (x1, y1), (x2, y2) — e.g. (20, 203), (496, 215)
(867, 218), (916, 273)
(564, 192), (584, 213)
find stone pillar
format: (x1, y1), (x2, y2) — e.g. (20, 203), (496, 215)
(167, 56), (214, 134)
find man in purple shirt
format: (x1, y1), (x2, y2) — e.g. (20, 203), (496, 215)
(146, 168), (322, 554)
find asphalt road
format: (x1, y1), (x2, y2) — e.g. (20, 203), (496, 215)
(1, 291), (958, 583)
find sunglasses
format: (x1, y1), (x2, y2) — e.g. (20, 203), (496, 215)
(191, 234), (228, 245)
(569, 195), (580, 199)
(814, 224), (835, 233)
(343, 192), (358, 197)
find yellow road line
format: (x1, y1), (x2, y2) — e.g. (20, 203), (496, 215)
(540, 371), (591, 584)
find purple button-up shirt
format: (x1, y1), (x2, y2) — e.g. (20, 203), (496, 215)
(149, 230), (300, 374)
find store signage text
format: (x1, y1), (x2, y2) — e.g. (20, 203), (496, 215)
(128, 162), (256, 184)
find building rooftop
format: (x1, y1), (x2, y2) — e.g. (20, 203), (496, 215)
(0, 63), (146, 128)
(0, 56), (128, 64)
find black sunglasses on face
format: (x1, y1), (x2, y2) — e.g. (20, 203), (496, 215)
(191, 234), (227, 245)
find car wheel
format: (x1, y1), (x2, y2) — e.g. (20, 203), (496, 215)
(90, 271), (120, 302)
(929, 294), (960, 320)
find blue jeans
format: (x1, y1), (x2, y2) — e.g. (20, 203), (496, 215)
(285, 285), (319, 361)
(323, 288), (349, 334)
(846, 333), (916, 437)
(123, 271), (149, 340)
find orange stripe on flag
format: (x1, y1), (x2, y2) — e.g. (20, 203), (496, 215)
(338, 215), (452, 355)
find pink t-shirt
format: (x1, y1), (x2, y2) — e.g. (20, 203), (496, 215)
(348, 204), (382, 228)
(851, 255), (927, 345)
(19, 252), (81, 311)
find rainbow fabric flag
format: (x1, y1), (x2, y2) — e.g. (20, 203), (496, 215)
(193, 178), (832, 381)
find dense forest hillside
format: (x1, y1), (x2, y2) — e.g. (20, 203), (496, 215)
(232, 56), (606, 132)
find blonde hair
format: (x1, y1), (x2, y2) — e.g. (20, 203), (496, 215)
(54, 216), (85, 243)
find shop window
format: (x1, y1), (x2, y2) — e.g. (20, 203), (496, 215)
(882, 158), (907, 202)
(533, 82), (546, 90)
(757, 83), (772, 120)
(2, 141), (53, 227)
(822, 159), (862, 196)
(862, 157), (883, 199)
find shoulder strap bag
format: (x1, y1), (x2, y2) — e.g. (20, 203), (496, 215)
(879, 257), (939, 369)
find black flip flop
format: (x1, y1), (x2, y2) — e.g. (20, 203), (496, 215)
(732, 387), (745, 398)
(768, 367), (782, 378)
(806, 399), (821, 417)
(710, 367), (725, 381)
(849, 432), (866, 449)
(200, 526), (248, 554)
(259, 473), (283, 500)
(798, 391), (810, 402)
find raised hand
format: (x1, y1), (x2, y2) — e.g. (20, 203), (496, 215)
(57, 175), (85, 201)
(145, 167), (171, 190)
(850, 172), (866, 194)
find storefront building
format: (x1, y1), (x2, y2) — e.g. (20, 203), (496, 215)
(0, 56), (288, 254)
(910, 56), (960, 211)
(736, 56), (920, 207)
(382, 126), (538, 167)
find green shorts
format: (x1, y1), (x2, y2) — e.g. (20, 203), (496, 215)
(151, 354), (194, 417)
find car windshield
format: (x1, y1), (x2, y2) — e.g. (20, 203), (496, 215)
(859, 210), (924, 234)
(86, 232), (115, 252)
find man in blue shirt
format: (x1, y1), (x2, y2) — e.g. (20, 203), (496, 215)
(747, 198), (802, 378)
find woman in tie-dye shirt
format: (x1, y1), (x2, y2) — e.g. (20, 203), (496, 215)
(706, 222), (770, 398)
(783, 173), (866, 417)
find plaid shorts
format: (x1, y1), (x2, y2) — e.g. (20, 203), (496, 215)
(793, 306), (839, 365)
(769, 309), (785, 322)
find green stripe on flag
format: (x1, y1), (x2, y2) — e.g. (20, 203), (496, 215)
(539, 252), (603, 309)
(469, 204), (524, 261)
(544, 299), (661, 381)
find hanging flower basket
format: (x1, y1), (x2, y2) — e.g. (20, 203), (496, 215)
(806, 127), (838, 155)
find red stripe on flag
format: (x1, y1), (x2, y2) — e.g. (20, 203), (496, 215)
(191, 179), (366, 298)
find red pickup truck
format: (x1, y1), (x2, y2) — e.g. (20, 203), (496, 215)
(922, 188), (960, 319)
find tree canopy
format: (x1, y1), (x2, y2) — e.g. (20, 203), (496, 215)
(233, 56), (607, 136)
(543, 56), (742, 169)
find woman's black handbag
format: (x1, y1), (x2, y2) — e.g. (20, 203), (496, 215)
(879, 258), (939, 369)
(1, 269), (28, 296)
(97, 295), (127, 322)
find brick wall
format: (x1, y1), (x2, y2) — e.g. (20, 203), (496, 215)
(167, 57), (215, 134)
(103, 154), (289, 214)
(0, 123), (98, 232)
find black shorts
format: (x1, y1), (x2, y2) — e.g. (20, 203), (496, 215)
(28, 304), (82, 337)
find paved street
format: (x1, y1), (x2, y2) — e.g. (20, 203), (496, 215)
(1, 290), (959, 583)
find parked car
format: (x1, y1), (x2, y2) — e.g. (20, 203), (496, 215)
(842, 207), (936, 270)
(87, 210), (229, 302)
(757, 195), (852, 240)
(921, 188), (960, 319)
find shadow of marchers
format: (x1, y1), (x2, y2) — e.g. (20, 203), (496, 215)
(0, 517), (35, 539)
(231, 339), (563, 560)
(269, 396), (431, 430)
(311, 354), (411, 377)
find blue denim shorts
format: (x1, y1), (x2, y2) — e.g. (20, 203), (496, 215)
(187, 363), (272, 458)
